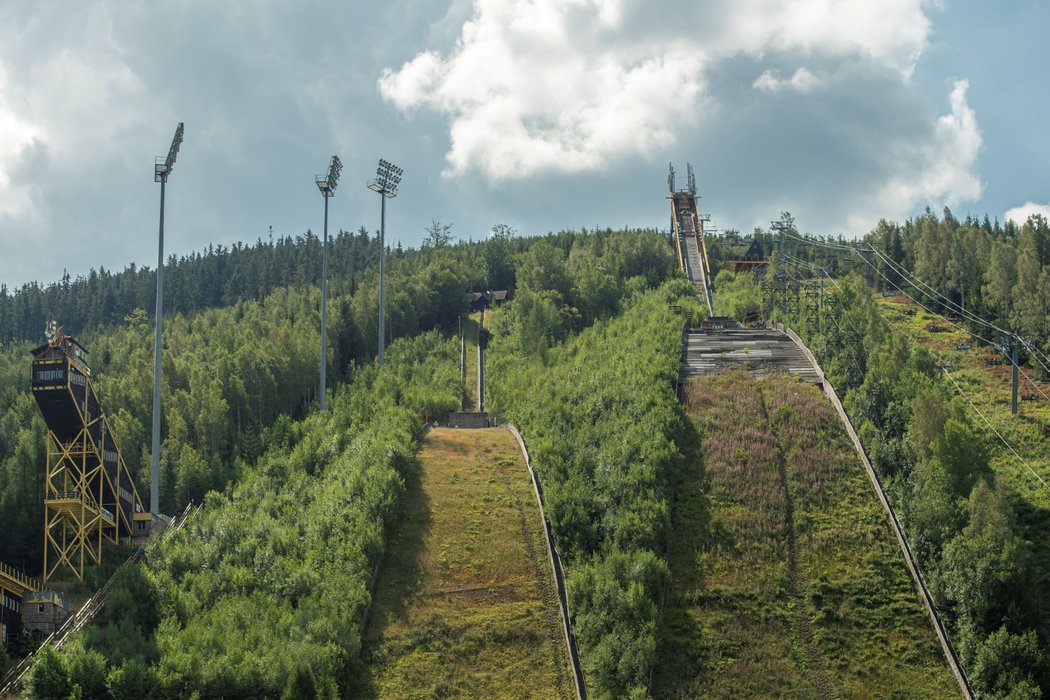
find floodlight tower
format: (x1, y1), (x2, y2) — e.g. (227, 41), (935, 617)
(150, 122), (184, 516)
(315, 155), (342, 411)
(367, 158), (402, 366)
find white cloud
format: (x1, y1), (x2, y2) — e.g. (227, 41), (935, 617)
(379, 0), (933, 181)
(863, 80), (982, 229)
(380, 0), (706, 180)
(723, 0), (930, 74)
(0, 66), (46, 218)
(1005, 202), (1050, 225)
(753, 67), (819, 94)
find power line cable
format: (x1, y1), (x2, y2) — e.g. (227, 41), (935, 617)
(779, 257), (1049, 495)
(784, 231), (858, 251)
(863, 255), (1050, 405)
(941, 368), (1049, 492)
(788, 235), (1044, 374)
(867, 247), (1011, 336)
(864, 246), (1050, 377)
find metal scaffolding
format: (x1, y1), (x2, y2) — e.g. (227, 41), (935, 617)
(31, 322), (149, 582)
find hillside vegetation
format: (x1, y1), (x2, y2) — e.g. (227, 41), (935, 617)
(25, 333), (460, 698)
(356, 428), (571, 699)
(762, 269), (1047, 696)
(654, 372), (957, 697)
(0, 226), (670, 576)
(2, 227), (680, 696)
(489, 279), (702, 698)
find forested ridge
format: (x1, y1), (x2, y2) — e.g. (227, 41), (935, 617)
(0, 225), (668, 573)
(4, 207), (1048, 698)
(1, 225), (678, 697)
(0, 229), (378, 344)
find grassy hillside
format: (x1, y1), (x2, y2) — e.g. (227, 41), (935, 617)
(356, 428), (572, 699)
(654, 371), (958, 698)
(877, 295), (1050, 508)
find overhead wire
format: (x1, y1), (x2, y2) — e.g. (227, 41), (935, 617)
(867, 247), (1050, 377)
(782, 232), (1050, 399)
(776, 251), (1050, 496)
(867, 247), (1011, 336)
(783, 231), (858, 251)
(862, 252), (1050, 405)
(786, 230), (1008, 338)
(941, 368), (1049, 492)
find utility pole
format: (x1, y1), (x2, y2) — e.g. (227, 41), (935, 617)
(862, 245), (874, 289)
(468, 291), (506, 414)
(1011, 336), (1020, 416)
(477, 306), (486, 413)
(150, 122), (183, 517)
(770, 218), (791, 321)
(459, 316), (466, 409)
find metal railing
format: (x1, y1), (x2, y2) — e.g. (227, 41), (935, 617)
(0, 560), (40, 593)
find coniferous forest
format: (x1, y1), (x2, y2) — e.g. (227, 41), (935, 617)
(1, 211), (1048, 698)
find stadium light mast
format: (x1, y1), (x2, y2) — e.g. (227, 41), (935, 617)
(150, 121), (183, 517)
(315, 155), (342, 411)
(367, 158), (402, 366)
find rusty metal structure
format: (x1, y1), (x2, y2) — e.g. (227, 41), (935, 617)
(668, 162), (713, 315)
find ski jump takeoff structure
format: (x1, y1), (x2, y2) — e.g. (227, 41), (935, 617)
(668, 162), (714, 315)
(30, 320), (151, 582)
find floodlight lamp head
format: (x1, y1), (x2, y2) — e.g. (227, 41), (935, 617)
(316, 155), (341, 197)
(327, 155), (342, 191)
(367, 157), (402, 198)
(165, 122), (184, 171)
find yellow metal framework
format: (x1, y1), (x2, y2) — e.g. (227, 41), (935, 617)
(32, 349), (147, 583)
(43, 426), (119, 581)
(0, 560), (38, 596)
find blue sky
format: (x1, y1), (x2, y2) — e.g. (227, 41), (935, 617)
(1, 0), (1048, 288)
(913, 1), (1050, 220)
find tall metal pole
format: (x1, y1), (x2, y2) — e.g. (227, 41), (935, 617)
(477, 306), (485, 413)
(1011, 339), (1019, 416)
(150, 175), (165, 516)
(149, 122), (183, 517)
(367, 158), (400, 366)
(459, 315), (466, 409)
(378, 193), (386, 366)
(320, 194), (329, 411)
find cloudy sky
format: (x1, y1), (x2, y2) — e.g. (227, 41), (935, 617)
(1, 0), (1048, 288)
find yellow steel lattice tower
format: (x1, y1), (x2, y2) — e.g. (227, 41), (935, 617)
(31, 321), (150, 582)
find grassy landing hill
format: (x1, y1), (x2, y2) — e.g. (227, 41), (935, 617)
(355, 427), (572, 699)
(653, 372), (958, 698)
